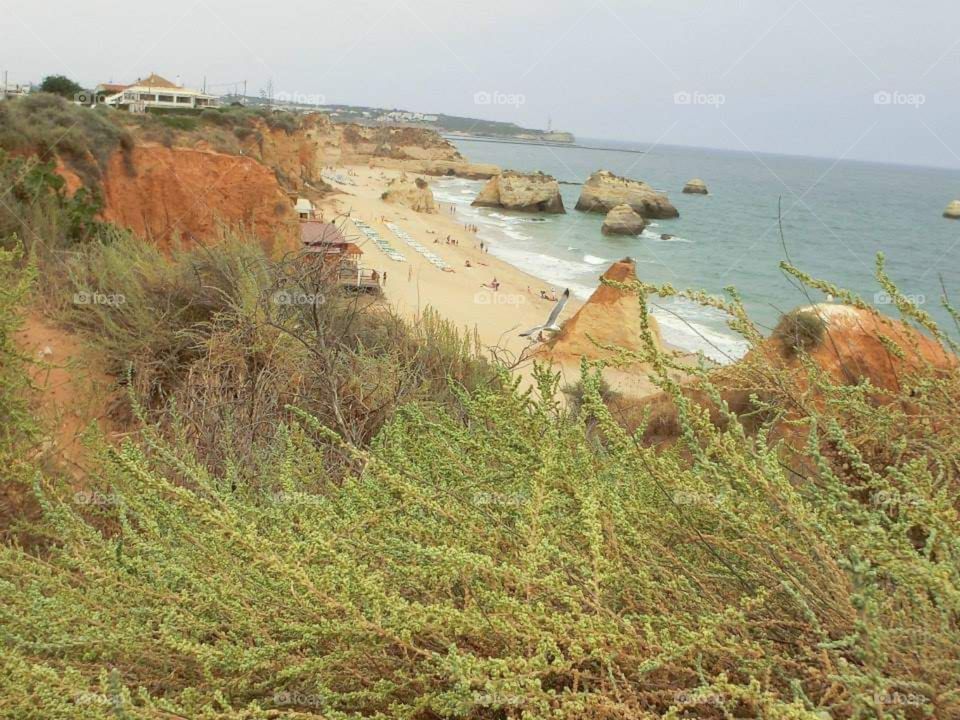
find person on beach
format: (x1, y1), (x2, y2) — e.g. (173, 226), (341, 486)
(480, 241), (485, 252)
(465, 260), (472, 268)
(383, 272), (388, 286)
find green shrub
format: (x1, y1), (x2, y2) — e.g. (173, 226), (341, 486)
(0, 94), (131, 186)
(772, 308), (826, 356)
(1, 174), (958, 718)
(156, 114), (199, 132)
(38, 74), (85, 99)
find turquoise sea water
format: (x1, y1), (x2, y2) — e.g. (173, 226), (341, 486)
(435, 138), (960, 363)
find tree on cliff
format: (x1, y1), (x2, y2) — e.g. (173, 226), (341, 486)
(38, 74), (85, 99)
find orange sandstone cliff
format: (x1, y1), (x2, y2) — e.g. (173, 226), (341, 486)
(100, 144), (297, 251)
(634, 303), (957, 445)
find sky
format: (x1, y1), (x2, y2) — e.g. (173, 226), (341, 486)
(3, 0), (960, 168)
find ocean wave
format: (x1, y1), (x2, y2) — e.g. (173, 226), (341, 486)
(650, 298), (749, 364)
(583, 254), (609, 265)
(503, 229), (532, 241)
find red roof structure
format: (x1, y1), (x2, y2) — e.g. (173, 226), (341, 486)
(300, 221), (347, 247)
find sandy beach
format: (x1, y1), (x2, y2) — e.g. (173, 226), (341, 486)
(315, 166), (692, 399)
(318, 166), (586, 366)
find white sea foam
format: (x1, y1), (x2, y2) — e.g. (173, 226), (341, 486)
(433, 177), (746, 363)
(641, 229), (692, 243)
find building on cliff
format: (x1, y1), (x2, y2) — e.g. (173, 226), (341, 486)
(94, 74), (219, 112)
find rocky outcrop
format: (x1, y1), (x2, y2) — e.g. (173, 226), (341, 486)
(472, 171), (565, 213)
(575, 170), (678, 218)
(101, 144), (297, 250)
(944, 200), (960, 219)
(762, 304), (955, 388)
(632, 303), (957, 445)
(682, 178), (708, 195)
(418, 159), (500, 179)
(546, 258), (663, 363)
(381, 176), (437, 213)
(601, 204), (647, 235)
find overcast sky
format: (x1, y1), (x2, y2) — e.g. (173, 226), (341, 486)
(4, 0), (959, 168)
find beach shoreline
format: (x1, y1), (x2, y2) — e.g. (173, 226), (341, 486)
(319, 165), (585, 363)
(316, 165), (701, 399)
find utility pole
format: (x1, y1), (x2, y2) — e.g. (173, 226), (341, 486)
(2, 71), (7, 101)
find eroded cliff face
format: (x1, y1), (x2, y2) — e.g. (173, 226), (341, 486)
(100, 144), (297, 250)
(240, 114), (498, 182)
(49, 114), (493, 249)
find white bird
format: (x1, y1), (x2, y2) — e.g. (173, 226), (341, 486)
(520, 289), (571, 338)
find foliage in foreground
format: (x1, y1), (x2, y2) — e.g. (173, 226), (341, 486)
(2, 255), (959, 719)
(0, 149), (957, 720)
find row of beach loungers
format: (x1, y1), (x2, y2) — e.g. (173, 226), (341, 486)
(351, 219), (406, 262)
(385, 222), (452, 271)
(321, 171), (356, 186)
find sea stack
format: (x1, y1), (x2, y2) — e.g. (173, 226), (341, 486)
(944, 200), (960, 219)
(381, 176), (437, 213)
(601, 204), (647, 236)
(682, 178), (709, 195)
(575, 170), (678, 218)
(547, 257), (664, 362)
(472, 171), (565, 213)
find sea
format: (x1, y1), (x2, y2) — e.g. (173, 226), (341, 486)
(432, 138), (960, 364)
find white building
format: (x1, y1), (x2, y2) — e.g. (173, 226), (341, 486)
(95, 74), (219, 112)
(378, 110), (438, 123)
(0, 82), (31, 100)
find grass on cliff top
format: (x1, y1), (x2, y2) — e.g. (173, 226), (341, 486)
(2, 153), (960, 718)
(0, 93), (132, 186)
(0, 95), (306, 187)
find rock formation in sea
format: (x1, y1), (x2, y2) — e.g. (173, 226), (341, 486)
(682, 178), (708, 194)
(601, 204), (647, 235)
(546, 258), (663, 363)
(381, 176), (437, 213)
(471, 171), (565, 213)
(944, 200), (960, 219)
(575, 170), (678, 218)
